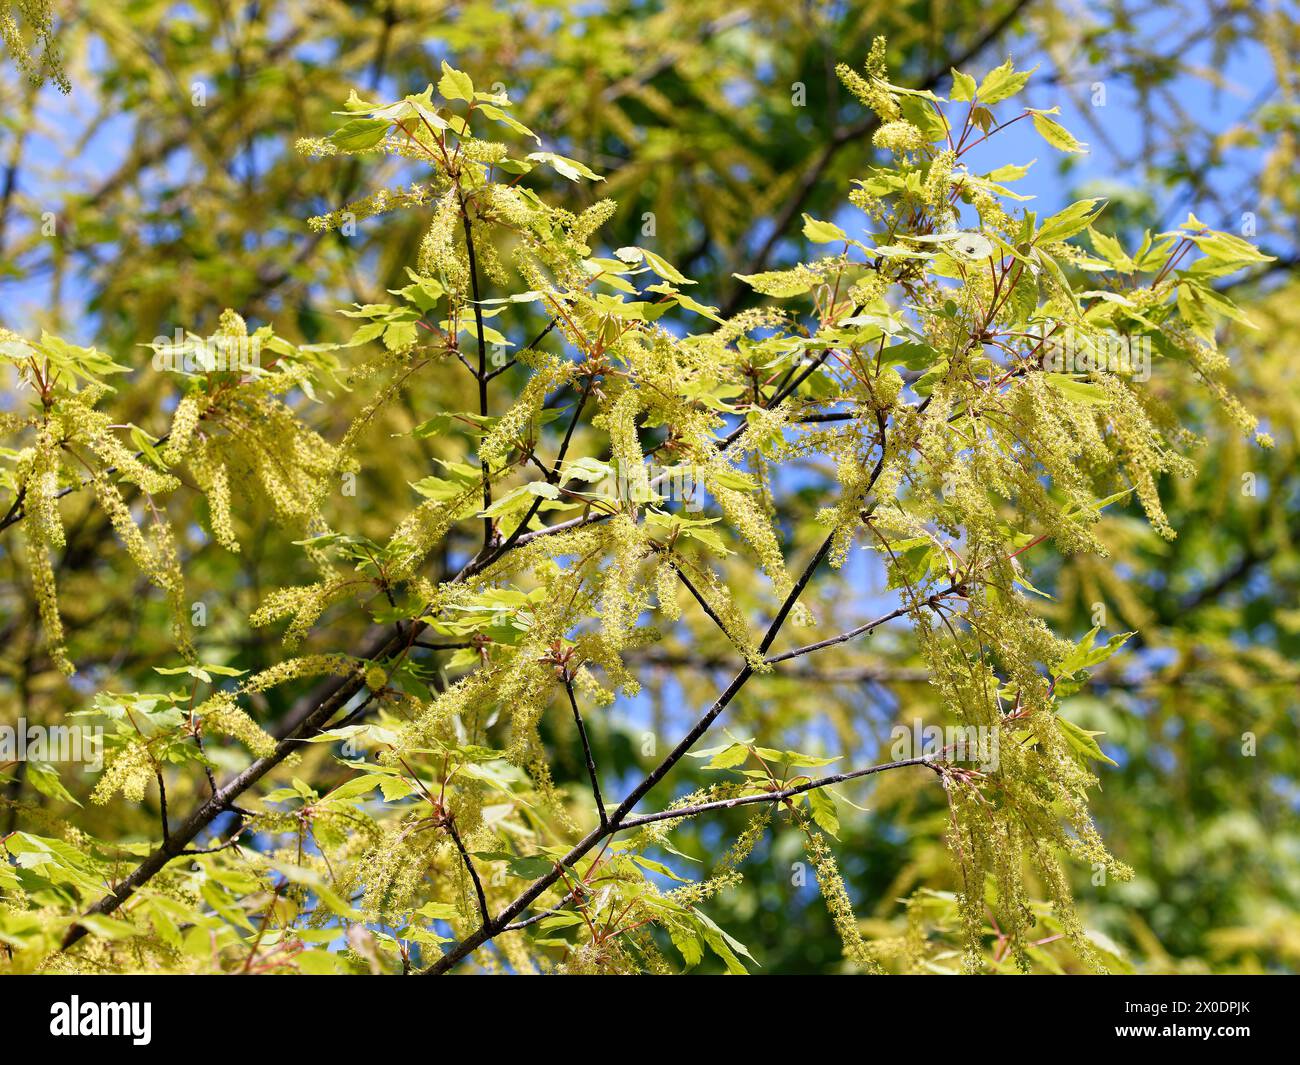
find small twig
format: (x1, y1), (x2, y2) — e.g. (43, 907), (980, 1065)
(446, 817), (490, 927)
(503, 889), (581, 932)
(669, 563), (734, 643)
(155, 770), (170, 848)
(564, 678), (607, 828)
(458, 189), (493, 547)
(485, 318), (559, 381)
(618, 756), (943, 830)
(764, 587), (957, 665)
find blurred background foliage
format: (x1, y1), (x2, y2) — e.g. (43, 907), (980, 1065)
(1, 0), (1297, 972)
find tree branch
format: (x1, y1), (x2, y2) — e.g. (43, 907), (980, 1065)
(446, 817), (490, 927)
(420, 401), (910, 974)
(617, 756), (943, 831)
(459, 190), (494, 548)
(422, 529), (849, 974)
(668, 562), (735, 643)
(564, 677), (607, 828)
(764, 587), (956, 665)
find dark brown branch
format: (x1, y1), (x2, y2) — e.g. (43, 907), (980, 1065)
(668, 562), (734, 643)
(422, 529), (844, 974)
(446, 817), (490, 927)
(485, 318), (559, 381)
(459, 191), (494, 548)
(633, 650), (930, 684)
(564, 678), (607, 828)
(618, 756), (943, 831)
(501, 754), (942, 930)
(155, 770), (170, 848)
(765, 587), (956, 665)
(503, 889), (581, 932)
(180, 821), (249, 857)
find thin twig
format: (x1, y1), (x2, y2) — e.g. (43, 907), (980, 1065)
(669, 563), (734, 642)
(764, 587), (956, 665)
(618, 756), (943, 830)
(446, 817), (490, 926)
(155, 770), (170, 848)
(459, 190), (494, 548)
(564, 678), (607, 828)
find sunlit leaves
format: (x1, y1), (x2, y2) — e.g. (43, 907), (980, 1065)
(949, 67), (977, 103)
(527, 151), (604, 182)
(976, 59), (1036, 104)
(437, 60), (475, 102)
(1035, 198), (1105, 244)
(801, 213), (849, 244)
(1029, 108), (1087, 153)
(328, 117), (390, 151)
(1053, 627), (1135, 679)
(0, 19), (1286, 980)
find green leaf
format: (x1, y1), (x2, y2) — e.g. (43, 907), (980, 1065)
(733, 268), (817, 297)
(631, 855), (689, 883)
(477, 103), (539, 143)
(25, 762), (81, 807)
(1042, 373), (1109, 406)
(1088, 227), (1133, 271)
(705, 742), (751, 769)
(1036, 199), (1104, 244)
(76, 914), (139, 941)
(977, 60), (1036, 104)
(879, 341), (940, 370)
(32, 332), (130, 389)
(416, 901), (462, 921)
(526, 151), (604, 182)
(1056, 715), (1118, 767)
(1031, 112), (1087, 153)
(695, 910), (759, 973)
(329, 117), (391, 151)
(383, 320), (418, 350)
(662, 289), (723, 323)
(297, 949), (341, 975)
(323, 775), (385, 802)
(807, 788), (840, 838)
(1055, 627), (1136, 677)
(802, 213), (848, 244)
(1188, 231), (1274, 266)
(438, 61), (474, 102)
(1176, 282), (1215, 341)
(950, 68), (977, 103)
(474, 851), (555, 878)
